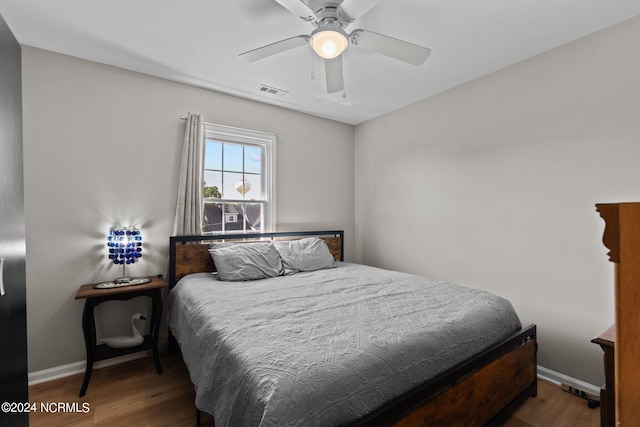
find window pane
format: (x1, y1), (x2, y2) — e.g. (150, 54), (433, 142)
(204, 141), (222, 170)
(204, 170), (222, 198)
(223, 143), (243, 173)
(223, 203), (245, 232)
(222, 172), (244, 199)
(243, 203), (263, 231)
(225, 203), (263, 232)
(244, 173), (262, 200)
(203, 202), (223, 233)
(244, 146), (262, 174)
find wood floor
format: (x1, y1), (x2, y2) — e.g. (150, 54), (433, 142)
(29, 354), (600, 427)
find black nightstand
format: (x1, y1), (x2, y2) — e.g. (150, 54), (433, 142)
(74, 275), (168, 397)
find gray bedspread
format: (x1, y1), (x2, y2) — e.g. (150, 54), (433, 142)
(169, 262), (521, 427)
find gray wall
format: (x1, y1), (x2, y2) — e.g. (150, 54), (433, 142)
(354, 16), (640, 386)
(22, 47), (354, 372)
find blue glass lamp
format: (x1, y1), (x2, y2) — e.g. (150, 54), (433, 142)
(107, 227), (143, 284)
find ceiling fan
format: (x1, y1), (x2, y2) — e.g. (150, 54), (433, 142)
(239, 0), (431, 93)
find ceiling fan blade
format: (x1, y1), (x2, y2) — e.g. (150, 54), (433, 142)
(339, 0), (381, 20)
(273, 0), (315, 20)
(325, 56), (344, 93)
(239, 36), (309, 62)
(350, 29), (431, 66)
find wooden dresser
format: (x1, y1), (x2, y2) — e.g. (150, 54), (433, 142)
(596, 203), (640, 425)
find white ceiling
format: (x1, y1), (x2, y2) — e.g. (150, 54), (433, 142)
(1, 0), (639, 125)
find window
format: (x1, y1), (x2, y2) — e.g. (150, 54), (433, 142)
(202, 124), (275, 234)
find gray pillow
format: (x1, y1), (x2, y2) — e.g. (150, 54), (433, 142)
(208, 242), (283, 281)
(274, 237), (336, 274)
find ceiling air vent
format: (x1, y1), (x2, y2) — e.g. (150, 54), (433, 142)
(257, 84), (289, 96)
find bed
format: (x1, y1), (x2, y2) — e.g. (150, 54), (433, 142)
(167, 230), (537, 426)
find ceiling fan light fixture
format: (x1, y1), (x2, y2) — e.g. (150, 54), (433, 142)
(310, 27), (349, 59)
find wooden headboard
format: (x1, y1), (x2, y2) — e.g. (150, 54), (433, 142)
(168, 230), (344, 289)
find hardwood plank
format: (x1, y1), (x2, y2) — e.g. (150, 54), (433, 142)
(29, 355), (599, 426)
(500, 380), (600, 427)
(30, 355), (195, 427)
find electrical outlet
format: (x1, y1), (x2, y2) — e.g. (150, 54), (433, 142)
(560, 383), (600, 405)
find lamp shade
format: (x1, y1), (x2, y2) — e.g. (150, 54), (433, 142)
(311, 27), (349, 59)
(108, 227), (142, 265)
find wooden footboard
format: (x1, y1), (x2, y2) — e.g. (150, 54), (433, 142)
(354, 325), (537, 427)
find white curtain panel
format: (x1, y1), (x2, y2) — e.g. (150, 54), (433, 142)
(173, 113), (205, 235)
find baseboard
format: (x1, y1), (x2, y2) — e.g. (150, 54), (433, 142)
(537, 365), (601, 397)
(28, 350), (151, 386)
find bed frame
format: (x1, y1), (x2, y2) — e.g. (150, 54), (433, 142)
(168, 230), (537, 427)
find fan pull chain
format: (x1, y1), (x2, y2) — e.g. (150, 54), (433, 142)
(310, 51), (315, 81)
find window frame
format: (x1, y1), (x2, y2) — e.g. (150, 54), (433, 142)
(203, 123), (276, 234)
